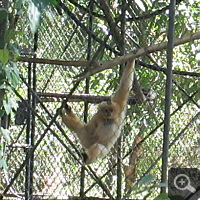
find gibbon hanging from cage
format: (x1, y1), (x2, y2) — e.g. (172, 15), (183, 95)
(60, 59), (135, 164)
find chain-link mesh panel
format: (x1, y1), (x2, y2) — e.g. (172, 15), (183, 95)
(1, 1), (200, 200)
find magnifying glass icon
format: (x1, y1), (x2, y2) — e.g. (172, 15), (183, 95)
(174, 174), (196, 193)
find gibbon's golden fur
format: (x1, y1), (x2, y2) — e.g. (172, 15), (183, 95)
(61, 59), (135, 164)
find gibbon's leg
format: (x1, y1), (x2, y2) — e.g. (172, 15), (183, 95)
(112, 59), (135, 108)
(82, 143), (109, 164)
(61, 104), (85, 134)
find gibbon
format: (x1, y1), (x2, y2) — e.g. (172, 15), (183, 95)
(60, 59), (135, 164)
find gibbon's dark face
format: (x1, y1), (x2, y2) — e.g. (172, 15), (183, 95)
(102, 107), (113, 117)
(99, 102), (118, 119)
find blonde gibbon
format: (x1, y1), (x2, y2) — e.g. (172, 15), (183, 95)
(61, 59), (135, 164)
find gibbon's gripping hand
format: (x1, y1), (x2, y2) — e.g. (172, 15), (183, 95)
(57, 100), (71, 115)
(63, 103), (71, 114)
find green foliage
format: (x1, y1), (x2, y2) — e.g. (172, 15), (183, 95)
(0, 49), (9, 65)
(0, 58), (20, 87)
(0, 157), (8, 170)
(0, 127), (10, 143)
(25, 0), (58, 33)
(138, 174), (156, 185)
(154, 193), (169, 200)
(0, 2), (22, 172)
(14, 0), (59, 33)
(128, 174), (168, 199)
(0, 8), (8, 21)
(0, 143), (8, 170)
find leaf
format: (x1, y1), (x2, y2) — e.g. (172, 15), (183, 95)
(11, 62), (20, 77)
(0, 49), (9, 64)
(48, 0), (59, 6)
(3, 99), (12, 115)
(14, 0), (23, 9)
(10, 62), (20, 86)
(0, 127), (10, 143)
(28, 1), (41, 33)
(0, 110), (4, 118)
(138, 174), (156, 185)
(4, 65), (11, 81)
(3, 63), (20, 86)
(0, 73), (6, 85)
(0, 158), (8, 170)
(4, 29), (14, 45)
(28, 0), (59, 33)
(0, 8), (8, 21)
(158, 182), (168, 188)
(154, 193), (169, 200)
(11, 72), (20, 86)
(8, 43), (20, 55)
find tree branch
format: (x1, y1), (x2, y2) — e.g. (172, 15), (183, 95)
(18, 57), (200, 78)
(75, 31), (200, 81)
(18, 57), (90, 66)
(99, 0), (123, 51)
(125, 0), (184, 22)
(36, 91), (153, 105)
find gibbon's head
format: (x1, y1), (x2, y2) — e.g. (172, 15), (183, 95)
(99, 101), (118, 119)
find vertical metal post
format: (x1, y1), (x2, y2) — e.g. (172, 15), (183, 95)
(25, 62), (32, 200)
(29, 31), (37, 200)
(161, 0), (176, 193)
(25, 31), (38, 200)
(117, 0), (126, 199)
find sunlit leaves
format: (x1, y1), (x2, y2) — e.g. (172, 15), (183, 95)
(131, 175), (168, 199)
(0, 49), (9, 65)
(0, 127), (10, 143)
(2, 96), (17, 115)
(0, 63), (20, 87)
(0, 157), (8, 170)
(3, 99), (12, 115)
(0, 145), (8, 170)
(6, 63), (20, 87)
(28, 1), (41, 33)
(27, 0), (58, 33)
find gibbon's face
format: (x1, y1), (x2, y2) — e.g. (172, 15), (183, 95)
(99, 102), (118, 119)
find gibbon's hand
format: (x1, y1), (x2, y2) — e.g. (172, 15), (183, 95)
(61, 101), (71, 113)
(64, 103), (71, 114)
(57, 101), (71, 115)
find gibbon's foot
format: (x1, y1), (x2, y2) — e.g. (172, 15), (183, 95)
(81, 152), (88, 163)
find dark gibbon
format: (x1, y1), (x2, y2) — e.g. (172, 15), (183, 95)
(61, 59), (135, 164)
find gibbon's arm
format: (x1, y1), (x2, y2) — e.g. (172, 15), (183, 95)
(61, 106), (85, 134)
(112, 59), (135, 107)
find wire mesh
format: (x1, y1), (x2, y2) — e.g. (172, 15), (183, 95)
(1, 1), (200, 200)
